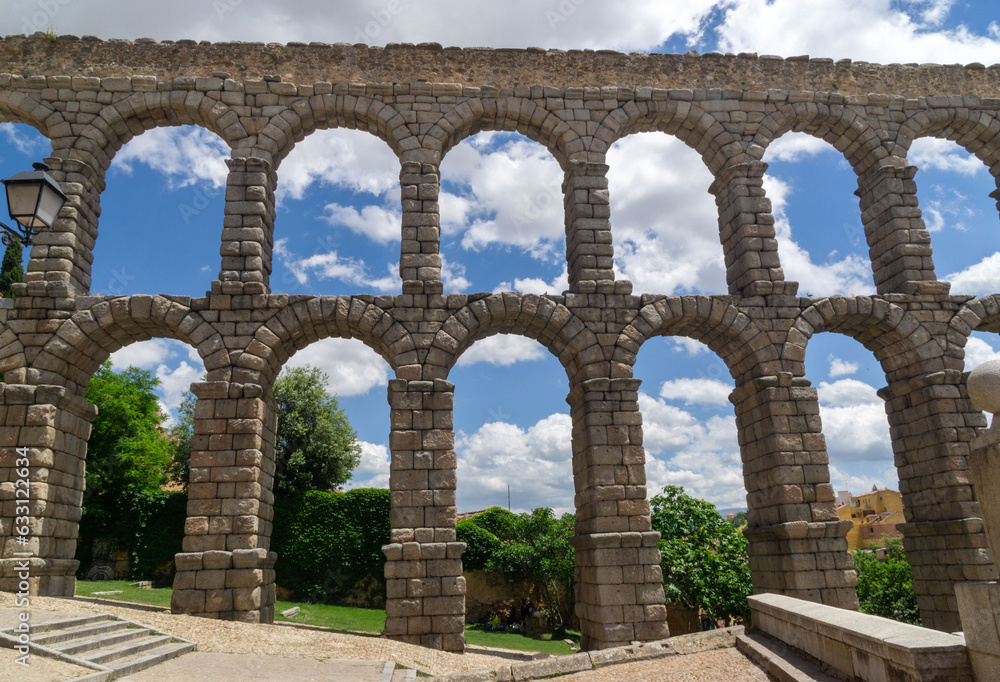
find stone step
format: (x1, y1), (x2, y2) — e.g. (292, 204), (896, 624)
(32, 619), (131, 646)
(55, 626), (152, 656)
(107, 640), (196, 678)
(83, 634), (174, 665)
(736, 632), (842, 682)
(390, 664), (417, 682)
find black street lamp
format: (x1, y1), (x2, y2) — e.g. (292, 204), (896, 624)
(0, 162), (68, 246)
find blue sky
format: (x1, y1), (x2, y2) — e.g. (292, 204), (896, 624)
(2, 0), (1000, 513)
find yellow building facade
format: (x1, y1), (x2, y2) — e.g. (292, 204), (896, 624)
(836, 489), (905, 552)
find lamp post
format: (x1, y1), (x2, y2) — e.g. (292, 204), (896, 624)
(0, 162), (68, 245)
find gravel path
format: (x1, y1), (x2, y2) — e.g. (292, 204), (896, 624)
(1, 593), (766, 681)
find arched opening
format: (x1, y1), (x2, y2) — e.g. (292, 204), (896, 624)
(632, 332), (751, 633)
(265, 334), (393, 610)
(606, 132), (724, 295)
(449, 330), (576, 638)
(96, 125), (228, 296)
(440, 132), (567, 293)
(762, 132), (873, 297)
(908, 137), (1000, 297)
(75, 337), (207, 588)
(0, 121), (51, 298)
(271, 128), (404, 296)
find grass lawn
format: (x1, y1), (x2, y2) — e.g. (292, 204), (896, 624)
(76, 581), (579, 655)
(76, 580), (173, 608)
(274, 601), (386, 633)
(464, 624), (580, 656)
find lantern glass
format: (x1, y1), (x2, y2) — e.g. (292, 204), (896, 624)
(3, 165), (67, 234)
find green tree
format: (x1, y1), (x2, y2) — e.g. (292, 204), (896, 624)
(273, 365), (362, 495)
(481, 507), (576, 633)
(0, 239), (23, 299)
(649, 485), (752, 623)
(852, 537), (920, 624)
(78, 362), (177, 575)
(168, 389), (196, 489)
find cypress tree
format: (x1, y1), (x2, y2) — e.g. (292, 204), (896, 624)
(0, 239), (24, 299)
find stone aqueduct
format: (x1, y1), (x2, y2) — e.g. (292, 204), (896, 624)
(0, 36), (999, 652)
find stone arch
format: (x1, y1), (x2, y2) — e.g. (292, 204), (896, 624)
(599, 99), (742, 174)
(434, 97), (573, 167)
(751, 102), (888, 175)
(0, 315), (25, 379)
(786, 296), (938, 383)
(429, 293), (603, 382)
(240, 296), (410, 386)
(897, 107), (1000, 167)
(613, 295), (777, 380)
(261, 95), (412, 168)
(33, 295), (222, 396)
(950, 294), (1000, 358)
(0, 90), (64, 139)
(66, 92), (243, 178)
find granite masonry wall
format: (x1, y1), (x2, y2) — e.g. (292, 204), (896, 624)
(0, 36), (998, 651)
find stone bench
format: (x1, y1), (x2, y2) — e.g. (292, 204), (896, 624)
(748, 593), (972, 681)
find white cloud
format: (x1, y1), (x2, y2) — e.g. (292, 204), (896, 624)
(670, 337), (712, 356)
(946, 252), (1000, 296)
(716, 0), (1000, 64)
(321, 203), (401, 244)
(441, 256), (471, 292)
(659, 377), (732, 406)
(112, 127), (229, 189)
(909, 137), (988, 177)
(964, 334), (1000, 372)
(443, 134), (565, 260)
(345, 441), (390, 489)
(109, 337), (175, 370)
(457, 334), (546, 367)
(8, 1), (719, 51)
(284, 337), (390, 397)
(493, 270), (568, 295)
(607, 133), (725, 295)
(639, 393), (705, 451)
(273, 238), (399, 292)
(0, 122), (47, 156)
(456, 413), (574, 513)
(156, 360), (202, 414)
(828, 355), (860, 377)
(277, 129), (399, 203)
(765, 134), (837, 163)
(765, 174), (875, 296)
(817, 379), (892, 462)
(829, 464), (899, 497)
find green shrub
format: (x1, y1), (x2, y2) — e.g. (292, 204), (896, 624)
(468, 506), (519, 540)
(129, 490), (187, 585)
(271, 488), (390, 604)
(457, 519), (501, 570)
(853, 537), (920, 624)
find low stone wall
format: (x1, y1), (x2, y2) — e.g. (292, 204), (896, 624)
(748, 593), (972, 681)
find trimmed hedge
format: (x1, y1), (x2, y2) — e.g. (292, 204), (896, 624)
(469, 506), (519, 540)
(456, 519), (501, 570)
(271, 488), (390, 602)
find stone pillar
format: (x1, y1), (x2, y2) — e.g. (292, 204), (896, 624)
(710, 161), (793, 297)
(399, 160), (442, 295)
(856, 164), (942, 295)
(564, 160), (629, 295)
(382, 378), (465, 652)
(220, 156), (275, 291)
(733, 372), (858, 609)
(568, 377), (669, 650)
(171, 380), (278, 623)
(25, 156), (100, 297)
(0, 384), (96, 597)
(880, 371), (997, 632)
(955, 360), (1000, 678)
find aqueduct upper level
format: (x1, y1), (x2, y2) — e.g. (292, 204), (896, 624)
(0, 34), (999, 652)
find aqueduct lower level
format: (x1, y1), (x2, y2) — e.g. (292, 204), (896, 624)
(1, 36), (999, 652)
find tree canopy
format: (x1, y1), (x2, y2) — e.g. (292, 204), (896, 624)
(78, 361), (178, 573)
(0, 239), (23, 299)
(853, 537), (920, 624)
(649, 485), (752, 623)
(272, 365), (362, 495)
